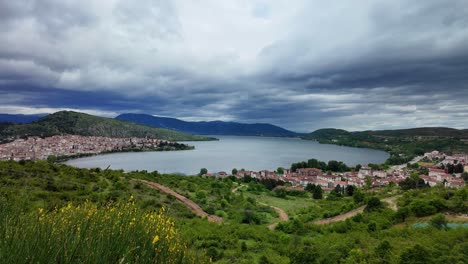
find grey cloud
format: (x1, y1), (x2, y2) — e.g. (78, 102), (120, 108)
(1, 1), (468, 132)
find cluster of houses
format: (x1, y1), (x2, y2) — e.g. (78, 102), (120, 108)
(419, 168), (465, 188)
(207, 166), (412, 191)
(0, 135), (169, 161)
(206, 150), (466, 190)
(419, 150), (467, 188)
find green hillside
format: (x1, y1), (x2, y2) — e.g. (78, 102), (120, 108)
(304, 127), (468, 165)
(1, 160), (467, 263)
(0, 111), (212, 142)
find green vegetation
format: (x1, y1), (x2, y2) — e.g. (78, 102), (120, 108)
(0, 200), (204, 263)
(291, 158), (350, 172)
(0, 111), (213, 143)
(302, 127), (468, 165)
(0, 160), (467, 263)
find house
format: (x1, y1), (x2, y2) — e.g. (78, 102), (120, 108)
(424, 150), (445, 160)
(373, 170), (387, 178)
(428, 168), (447, 178)
(358, 166), (372, 178)
(296, 168), (322, 177)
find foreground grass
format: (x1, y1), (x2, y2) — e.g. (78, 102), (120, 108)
(0, 198), (208, 264)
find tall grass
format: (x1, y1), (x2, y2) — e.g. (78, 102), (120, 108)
(0, 197), (208, 263)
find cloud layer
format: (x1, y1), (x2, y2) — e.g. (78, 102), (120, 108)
(1, 0), (468, 131)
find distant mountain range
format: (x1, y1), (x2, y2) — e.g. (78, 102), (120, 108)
(0, 114), (46, 124)
(116, 113), (300, 137)
(0, 111), (211, 143)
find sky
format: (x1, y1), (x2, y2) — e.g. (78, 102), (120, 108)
(1, 0), (468, 132)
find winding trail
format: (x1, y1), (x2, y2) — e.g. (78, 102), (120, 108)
(313, 195), (400, 225)
(258, 202), (289, 230)
(382, 196), (400, 211)
(231, 184), (245, 193)
(313, 205), (367, 225)
(139, 179), (222, 224)
(231, 184), (289, 230)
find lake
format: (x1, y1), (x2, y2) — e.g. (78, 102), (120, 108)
(65, 136), (389, 175)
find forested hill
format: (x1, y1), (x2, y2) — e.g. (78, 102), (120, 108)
(0, 114), (46, 124)
(305, 127), (468, 140)
(0, 111), (212, 142)
(116, 113), (299, 137)
(303, 127), (468, 164)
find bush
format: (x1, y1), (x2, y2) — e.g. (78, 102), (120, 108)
(429, 213), (448, 230)
(365, 197), (382, 212)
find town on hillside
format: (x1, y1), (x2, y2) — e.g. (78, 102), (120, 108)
(0, 135), (180, 161)
(205, 150), (466, 190)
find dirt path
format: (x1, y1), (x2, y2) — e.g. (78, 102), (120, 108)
(139, 180), (222, 224)
(382, 196), (399, 211)
(231, 184), (245, 193)
(314, 195), (400, 225)
(313, 205), (367, 225)
(258, 202), (289, 230)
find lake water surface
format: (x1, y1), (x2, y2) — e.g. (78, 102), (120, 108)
(65, 136), (389, 175)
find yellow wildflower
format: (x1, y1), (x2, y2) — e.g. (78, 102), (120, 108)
(152, 235), (160, 244)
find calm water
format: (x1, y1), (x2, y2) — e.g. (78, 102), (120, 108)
(65, 136), (389, 175)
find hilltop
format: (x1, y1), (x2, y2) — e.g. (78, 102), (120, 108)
(0, 111), (212, 143)
(303, 127), (468, 164)
(116, 113), (299, 137)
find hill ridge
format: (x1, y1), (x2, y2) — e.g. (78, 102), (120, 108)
(116, 113), (299, 137)
(0, 111), (211, 143)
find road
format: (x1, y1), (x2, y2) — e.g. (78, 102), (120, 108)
(257, 202), (289, 230)
(139, 179), (223, 224)
(389, 155), (424, 171)
(232, 185), (289, 230)
(313, 195), (400, 225)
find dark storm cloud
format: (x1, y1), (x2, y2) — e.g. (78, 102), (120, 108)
(1, 0), (468, 131)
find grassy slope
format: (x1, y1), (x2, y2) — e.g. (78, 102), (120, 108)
(1, 161), (467, 263)
(0, 111), (212, 142)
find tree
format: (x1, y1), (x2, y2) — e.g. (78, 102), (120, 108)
(367, 221), (377, 232)
(429, 213), (448, 230)
(345, 185), (355, 196)
(398, 244), (432, 264)
(463, 172), (468, 183)
(342, 248), (366, 264)
(334, 184), (343, 195)
(366, 197), (382, 212)
(394, 207), (410, 223)
(305, 183), (316, 193)
(231, 168), (238, 175)
(374, 240), (392, 264)
(455, 163), (464, 174)
(47, 155), (57, 164)
(276, 167), (284, 175)
(307, 158), (320, 169)
(365, 176), (373, 189)
(199, 168), (208, 176)
(353, 190), (365, 204)
(274, 188), (287, 198)
(258, 255), (272, 264)
(313, 185), (323, 199)
(291, 246), (319, 264)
